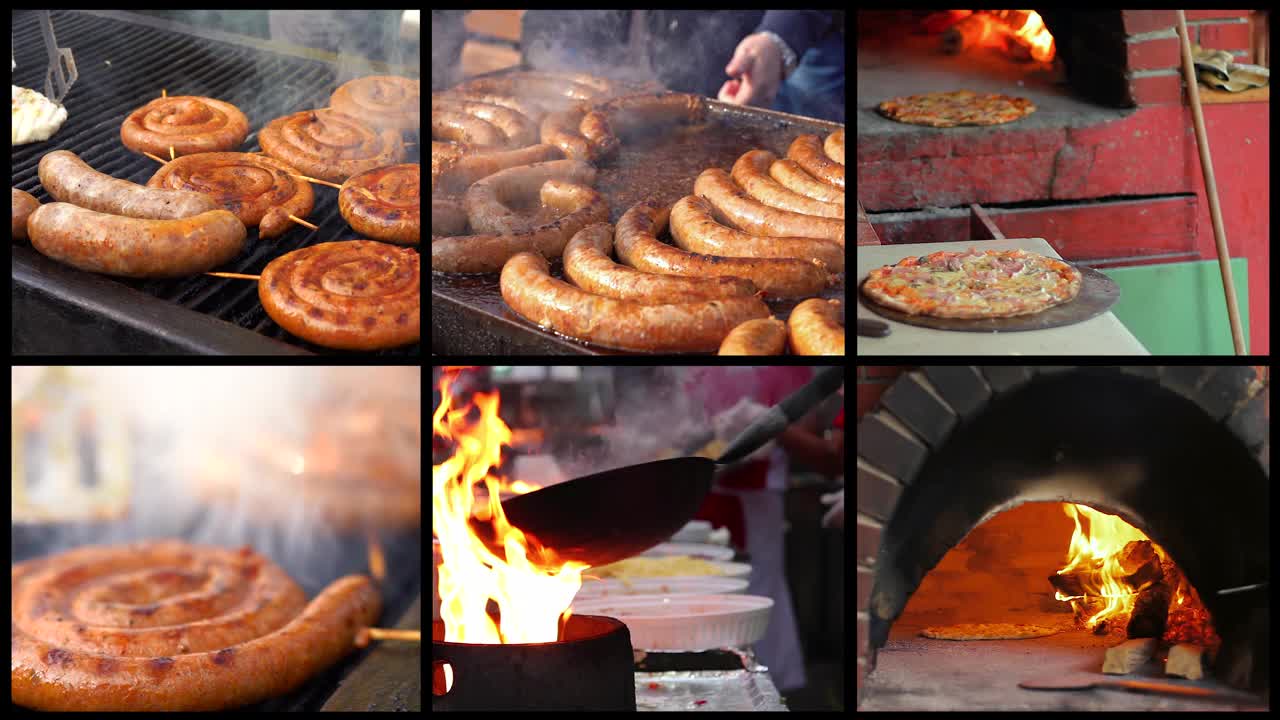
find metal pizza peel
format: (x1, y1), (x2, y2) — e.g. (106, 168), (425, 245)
(857, 264), (1119, 333)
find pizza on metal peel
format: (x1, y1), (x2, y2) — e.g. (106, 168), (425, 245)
(861, 248), (1082, 319)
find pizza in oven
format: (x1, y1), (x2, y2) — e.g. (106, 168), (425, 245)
(877, 90), (1036, 127)
(861, 248), (1082, 319)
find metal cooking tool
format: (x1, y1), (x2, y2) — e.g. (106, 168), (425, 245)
(1018, 673), (1264, 705)
(474, 366), (844, 567)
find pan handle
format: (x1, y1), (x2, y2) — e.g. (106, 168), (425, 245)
(716, 366), (844, 465)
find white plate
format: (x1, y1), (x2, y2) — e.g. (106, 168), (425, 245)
(642, 542), (735, 562)
(668, 520), (712, 544)
(573, 594), (773, 650)
(574, 576), (749, 601)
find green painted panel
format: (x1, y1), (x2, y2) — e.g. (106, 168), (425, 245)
(1100, 259), (1248, 355)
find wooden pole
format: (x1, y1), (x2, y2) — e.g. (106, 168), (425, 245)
(1175, 10), (1246, 355)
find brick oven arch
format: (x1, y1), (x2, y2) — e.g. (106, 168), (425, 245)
(856, 366), (1269, 703)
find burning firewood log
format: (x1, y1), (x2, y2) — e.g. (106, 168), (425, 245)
(1048, 540), (1163, 600)
(1126, 579), (1172, 638)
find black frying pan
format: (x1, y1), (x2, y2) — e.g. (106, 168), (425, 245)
(473, 366), (844, 567)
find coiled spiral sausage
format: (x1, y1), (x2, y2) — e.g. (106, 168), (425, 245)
(120, 96), (249, 157)
(329, 75), (420, 133)
(259, 109), (405, 183)
(616, 198), (834, 298)
(259, 240), (420, 350)
(432, 179), (608, 273)
(563, 222), (758, 303)
(501, 251), (771, 353)
(146, 152), (315, 239)
(339, 164), (420, 246)
(11, 540), (381, 711)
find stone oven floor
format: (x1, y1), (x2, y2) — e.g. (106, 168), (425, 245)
(862, 614), (1268, 711)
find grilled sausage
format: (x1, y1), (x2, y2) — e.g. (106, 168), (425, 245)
(27, 203), (246, 278)
(12, 188), (39, 240)
(259, 240), (420, 351)
(824, 128), (844, 164)
(501, 250), (771, 353)
(769, 158), (845, 204)
(432, 179), (608, 273)
(433, 143), (563, 194)
(788, 298), (845, 355)
(431, 96), (538, 148)
(331, 75), (420, 133)
(730, 150), (843, 218)
(563, 222), (757, 303)
(616, 198), (834, 298)
(260, 109), (405, 183)
(11, 541), (381, 712)
(668, 195), (844, 272)
(787, 134), (844, 190)
(145, 151), (315, 239)
(464, 159), (596, 235)
(120, 96), (249, 156)
(694, 168), (844, 243)
(339, 164), (420, 246)
(718, 317), (788, 355)
(39, 150), (219, 220)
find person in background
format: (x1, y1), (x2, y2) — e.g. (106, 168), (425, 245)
(679, 366), (843, 694)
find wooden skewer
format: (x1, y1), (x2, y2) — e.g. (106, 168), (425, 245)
(206, 272), (260, 280)
(1175, 10), (1246, 355)
(354, 627), (421, 648)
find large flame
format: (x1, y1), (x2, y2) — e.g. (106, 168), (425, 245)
(1054, 504), (1192, 629)
(432, 370), (586, 655)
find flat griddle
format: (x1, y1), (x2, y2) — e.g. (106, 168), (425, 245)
(857, 265), (1119, 333)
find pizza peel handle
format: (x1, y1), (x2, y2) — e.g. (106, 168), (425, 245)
(1018, 674), (1260, 703)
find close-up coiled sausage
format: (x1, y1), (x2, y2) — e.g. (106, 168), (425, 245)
(329, 75), (420, 133)
(432, 179), (608, 273)
(259, 109), (405, 183)
(694, 168), (844, 244)
(615, 199), (834, 298)
(769, 157), (845, 204)
(730, 150), (844, 219)
(787, 133), (844, 190)
(120, 95), (250, 157)
(463, 159), (597, 235)
(563, 222), (758, 303)
(146, 152), (315, 239)
(339, 164), (420, 246)
(259, 240), (420, 351)
(11, 540), (382, 711)
(668, 195), (844, 272)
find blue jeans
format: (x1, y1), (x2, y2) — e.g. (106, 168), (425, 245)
(773, 33), (845, 124)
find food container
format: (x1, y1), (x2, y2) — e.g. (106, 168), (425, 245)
(573, 594), (773, 650)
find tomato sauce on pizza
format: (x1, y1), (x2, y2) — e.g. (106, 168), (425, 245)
(861, 248), (1082, 319)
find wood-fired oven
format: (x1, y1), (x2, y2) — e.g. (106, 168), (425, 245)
(856, 366), (1269, 710)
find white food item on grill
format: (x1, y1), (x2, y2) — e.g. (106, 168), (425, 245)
(12, 84), (68, 145)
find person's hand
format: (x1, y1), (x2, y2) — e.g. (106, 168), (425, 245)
(712, 398), (775, 462)
(820, 489), (844, 529)
(717, 33), (784, 107)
